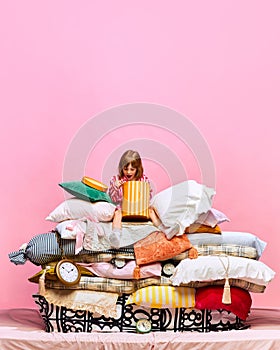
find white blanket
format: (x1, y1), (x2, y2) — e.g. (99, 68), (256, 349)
(82, 220), (158, 251)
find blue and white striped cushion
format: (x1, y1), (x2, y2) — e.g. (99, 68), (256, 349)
(8, 231), (134, 266)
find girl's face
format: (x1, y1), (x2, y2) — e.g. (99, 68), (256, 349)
(123, 163), (137, 181)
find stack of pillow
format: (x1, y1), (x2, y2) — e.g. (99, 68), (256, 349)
(125, 181), (274, 322)
(8, 179), (275, 332)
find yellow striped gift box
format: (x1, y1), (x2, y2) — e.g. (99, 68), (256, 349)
(126, 285), (196, 308)
(122, 181), (150, 221)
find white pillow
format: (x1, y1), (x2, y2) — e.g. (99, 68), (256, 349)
(46, 198), (116, 223)
(150, 180), (216, 234)
(55, 220), (87, 239)
(195, 208), (230, 227)
(171, 256), (275, 287)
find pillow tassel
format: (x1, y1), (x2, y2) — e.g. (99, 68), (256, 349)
(39, 266), (50, 296)
(39, 269), (46, 296)
(188, 246), (198, 259)
(222, 277), (231, 304)
(133, 265), (141, 279)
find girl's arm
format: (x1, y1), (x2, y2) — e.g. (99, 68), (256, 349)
(142, 174), (153, 199)
(108, 175), (123, 205)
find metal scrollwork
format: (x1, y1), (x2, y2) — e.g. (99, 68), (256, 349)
(33, 295), (247, 333)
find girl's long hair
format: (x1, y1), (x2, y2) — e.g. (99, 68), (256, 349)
(118, 150), (143, 180)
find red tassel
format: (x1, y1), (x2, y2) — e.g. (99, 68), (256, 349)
(133, 265), (141, 279)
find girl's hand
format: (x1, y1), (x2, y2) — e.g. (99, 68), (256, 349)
(115, 178), (126, 188)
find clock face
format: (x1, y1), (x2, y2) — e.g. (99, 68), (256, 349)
(56, 260), (81, 286)
(162, 263), (175, 276)
(113, 258), (126, 269)
(136, 319), (152, 333)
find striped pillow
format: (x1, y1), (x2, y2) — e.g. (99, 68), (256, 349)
(126, 285), (195, 308)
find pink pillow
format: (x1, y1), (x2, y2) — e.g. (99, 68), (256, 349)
(195, 286), (252, 320)
(195, 208), (230, 227)
(78, 260), (162, 279)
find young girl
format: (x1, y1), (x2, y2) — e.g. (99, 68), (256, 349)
(108, 150), (198, 259)
(108, 150), (152, 248)
(108, 150), (152, 206)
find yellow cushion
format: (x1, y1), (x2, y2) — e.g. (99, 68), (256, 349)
(126, 285), (195, 308)
(82, 176), (108, 192)
(185, 224), (222, 234)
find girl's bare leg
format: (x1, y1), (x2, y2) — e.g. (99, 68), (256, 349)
(149, 206), (180, 240)
(149, 207), (162, 227)
(112, 208), (122, 230)
(109, 209), (122, 248)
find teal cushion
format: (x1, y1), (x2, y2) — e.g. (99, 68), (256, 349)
(59, 181), (113, 203)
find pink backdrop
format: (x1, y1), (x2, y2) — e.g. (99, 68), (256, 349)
(1, 0), (279, 309)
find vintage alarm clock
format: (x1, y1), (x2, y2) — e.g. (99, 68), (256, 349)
(136, 318), (152, 333)
(112, 258), (126, 269)
(162, 262), (176, 277)
(55, 259), (81, 286)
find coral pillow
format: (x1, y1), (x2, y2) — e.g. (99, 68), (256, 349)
(195, 286), (252, 320)
(134, 231), (192, 265)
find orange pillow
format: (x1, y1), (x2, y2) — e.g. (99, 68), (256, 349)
(134, 231), (193, 265)
(185, 224), (221, 234)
